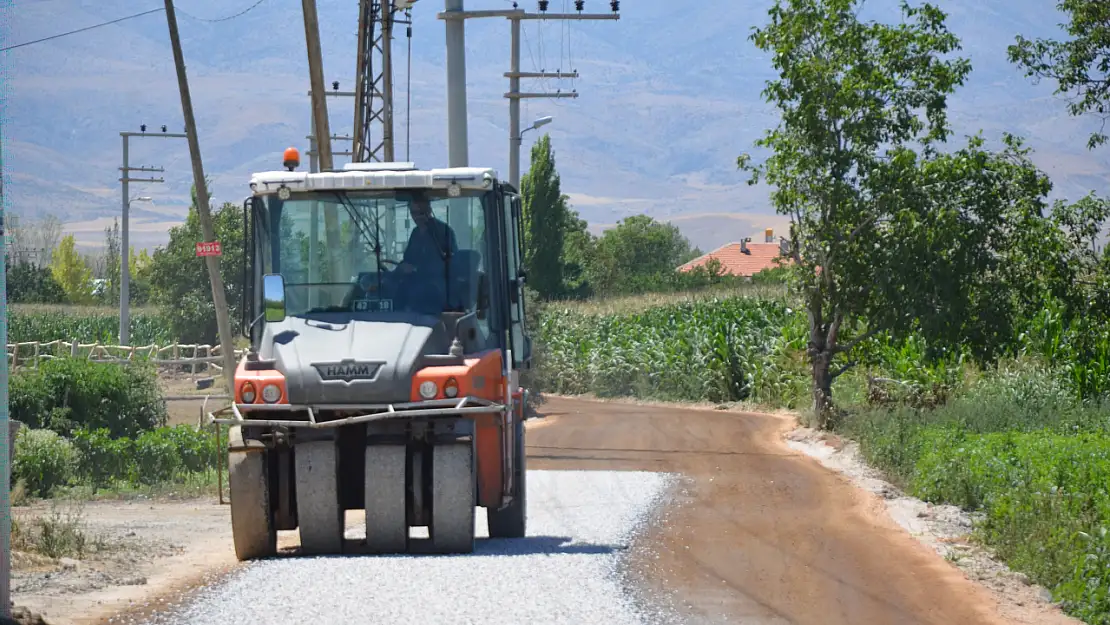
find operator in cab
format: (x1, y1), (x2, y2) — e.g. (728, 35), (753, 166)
(397, 192), (458, 313)
(399, 192), (458, 274)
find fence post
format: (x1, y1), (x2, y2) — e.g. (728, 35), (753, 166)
(70, 340), (78, 357)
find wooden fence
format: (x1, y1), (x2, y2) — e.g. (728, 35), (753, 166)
(6, 340), (247, 374)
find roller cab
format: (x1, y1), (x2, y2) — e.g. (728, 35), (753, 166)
(213, 160), (532, 559)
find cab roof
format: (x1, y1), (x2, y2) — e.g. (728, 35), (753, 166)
(248, 162), (500, 197)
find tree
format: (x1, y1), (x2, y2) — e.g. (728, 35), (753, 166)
(520, 134), (570, 299)
(6, 257), (66, 303)
(736, 0), (1061, 426)
(48, 234), (94, 304)
(103, 217), (121, 304)
(1008, 0), (1110, 149)
(147, 183), (246, 345)
(560, 206), (596, 299)
(587, 214), (700, 295)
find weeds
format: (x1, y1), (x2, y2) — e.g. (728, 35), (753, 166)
(12, 501), (107, 560)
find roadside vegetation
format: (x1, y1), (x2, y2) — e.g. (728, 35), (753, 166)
(5, 0), (1110, 621)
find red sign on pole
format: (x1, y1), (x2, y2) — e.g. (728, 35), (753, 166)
(195, 241), (222, 257)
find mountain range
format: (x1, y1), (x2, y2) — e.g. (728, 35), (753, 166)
(2, 0), (1108, 255)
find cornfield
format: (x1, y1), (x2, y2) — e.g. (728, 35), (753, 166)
(535, 296), (810, 404)
(8, 306), (174, 345)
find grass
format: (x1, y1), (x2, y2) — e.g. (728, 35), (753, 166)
(12, 500), (109, 561)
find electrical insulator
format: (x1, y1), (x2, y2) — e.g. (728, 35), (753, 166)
(140, 124), (147, 132)
(538, 0), (548, 11)
(575, 0), (584, 10)
(610, 0), (619, 11)
(161, 125), (167, 133)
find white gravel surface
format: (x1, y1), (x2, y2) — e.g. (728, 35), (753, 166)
(132, 469), (676, 625)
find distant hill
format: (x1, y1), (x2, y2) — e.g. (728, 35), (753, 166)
(3, 0), (1108, 254)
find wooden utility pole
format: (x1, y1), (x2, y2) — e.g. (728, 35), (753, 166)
(163, 0), (238, 393)
(302, 0), (343, 280)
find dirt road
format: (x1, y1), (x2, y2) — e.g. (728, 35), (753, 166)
(12, 396), (1079, 625)
(529, 397), (1075, 625)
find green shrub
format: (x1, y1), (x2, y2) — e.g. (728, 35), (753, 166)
(11, 358), (167, 439)
(13, 429), (78, 497)
(71, 425), (219, 488)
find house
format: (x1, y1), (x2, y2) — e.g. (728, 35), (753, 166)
(676, 228), (793, 278)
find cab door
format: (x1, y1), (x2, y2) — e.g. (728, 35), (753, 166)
(500, 189), (531, 368)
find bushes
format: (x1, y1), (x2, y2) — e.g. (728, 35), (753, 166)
(71, 426), (219, 488)
(15, 425), (220, 495)
(13, 430), (79, 498)
(839, 375), (1110, 623)
(9, 357), (218, 497)
(12, 357), (167, 438)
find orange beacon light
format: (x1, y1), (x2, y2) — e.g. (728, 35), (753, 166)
(283, 147), (301, 171)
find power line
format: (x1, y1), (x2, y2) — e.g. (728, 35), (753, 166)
(175, 0), (270, 23)
(0, 0), (271, 53)
(0, 7), (164, 52)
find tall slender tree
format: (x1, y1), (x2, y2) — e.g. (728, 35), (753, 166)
(520, 134), (568, 299)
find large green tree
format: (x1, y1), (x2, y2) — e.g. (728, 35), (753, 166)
(587, 214), (700, 296)
(560, 206), (595, 299)
(147, 183), (246, 345)
(1009, 0), (1110, 149)
(520, 134), (570, 299)
(738, 0), (1057, 426)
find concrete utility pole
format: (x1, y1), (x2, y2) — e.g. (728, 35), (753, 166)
(119, 128), (184, 345)
(163, 0), (238, 393)
(443, 0), (469, 168)
(437, 3), (619, 185)
(0, 121), (9, 619)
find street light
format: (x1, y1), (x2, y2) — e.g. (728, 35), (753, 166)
(518, 115), (553, 141)
(120, 196), (153, 346)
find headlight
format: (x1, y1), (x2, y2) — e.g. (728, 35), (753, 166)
(241, 382), (257, 403)
(419, 380), (438, 399)
(444, 377), (459, 398)
(261, 384), (281, 403)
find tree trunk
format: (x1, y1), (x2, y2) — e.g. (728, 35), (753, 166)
(811, 349), (835, 429)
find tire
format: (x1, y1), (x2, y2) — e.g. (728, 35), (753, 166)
(228, 426), (277, 561)
(430, 440), (476, 554)
(295, 439), (344, 555)
(487, 416), (526, 538)
(364, 444), (408, 553)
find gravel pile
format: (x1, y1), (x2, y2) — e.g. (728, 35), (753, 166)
(136, 469), (676, 625)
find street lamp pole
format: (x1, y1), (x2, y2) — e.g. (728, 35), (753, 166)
(120, 195), (152, 346)
(119, 127), (186, 345)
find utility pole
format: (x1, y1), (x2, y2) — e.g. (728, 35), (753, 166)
(163, 0), (238, 393)
(437, 2), (620, 183)
(307, 88), (359, 169)
(0, 117), (9, 620)
(301, 0), (344, 284)
(443, 0), (469, 168)
(119, 127), (184, 345)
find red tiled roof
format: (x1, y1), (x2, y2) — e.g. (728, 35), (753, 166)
(677, 242), (792, 277)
